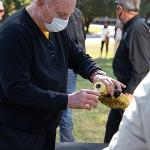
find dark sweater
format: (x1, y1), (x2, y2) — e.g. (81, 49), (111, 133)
(113, 16), (150, 94)
(0, 9), (102, 133)
(66, 8), (86, 50)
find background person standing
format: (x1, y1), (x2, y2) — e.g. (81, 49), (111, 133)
(58, 7), (86, 142)
(104, 0), (150, 144)
(100, 22), (109, 57)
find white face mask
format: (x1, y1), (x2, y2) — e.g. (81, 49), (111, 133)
(45, 17), (69, 32)
(44, 3), (69, 32)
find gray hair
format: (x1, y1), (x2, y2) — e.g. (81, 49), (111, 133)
(116, 0), (141, 12)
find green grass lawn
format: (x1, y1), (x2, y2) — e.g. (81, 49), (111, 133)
(73, 60), (115, 143)
(88, 24), (102, 33)
(57, 26), (116, 143)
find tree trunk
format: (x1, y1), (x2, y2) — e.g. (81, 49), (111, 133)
(85, 18), (92, 33)
(86, 23), (90, 33)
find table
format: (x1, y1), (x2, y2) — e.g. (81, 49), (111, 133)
(55, 142), (108, 150)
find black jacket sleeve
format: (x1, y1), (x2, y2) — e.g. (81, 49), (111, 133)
(0, 24), (68, 111)
(125, 25), (150, 93)
(65, 31), (104, 80)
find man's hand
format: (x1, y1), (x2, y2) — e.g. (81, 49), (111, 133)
(92, 74), (126, 96)
(67, 89), (100, 110)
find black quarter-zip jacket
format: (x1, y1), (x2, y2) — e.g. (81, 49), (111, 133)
(113, 16), (150, 94)
(0, 9), (102, 133)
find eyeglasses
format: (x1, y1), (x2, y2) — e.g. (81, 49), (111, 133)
(0, 10), (4, 13)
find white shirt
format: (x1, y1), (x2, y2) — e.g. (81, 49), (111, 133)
(101, 28), (109, 41)
(115, 27), (122, 41)
(103, 71), (150, 150)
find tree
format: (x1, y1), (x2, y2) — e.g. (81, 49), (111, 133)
(3, 0), (31, 17)
(3, 0), (150, 30)
(77, 0), (150, 32)
(139, 0), (150, 26)
(140, 0), (150, 19)
(77, 0), (116, 32)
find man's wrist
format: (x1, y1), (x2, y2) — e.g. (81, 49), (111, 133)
(90, 70), (106, 82)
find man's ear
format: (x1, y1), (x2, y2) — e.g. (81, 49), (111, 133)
(116, 5), (123, 12)
(37, 0), (45, 8)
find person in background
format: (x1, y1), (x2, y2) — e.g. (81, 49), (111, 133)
(103, 71), (150, 150)
(0, 0), (125, 149)
(59, 7), (86, 142)
(114, 19), (123, 55)
(0, 0), (4, 26)
(104, 0), (150, 144)
(100, 22), (109, 57)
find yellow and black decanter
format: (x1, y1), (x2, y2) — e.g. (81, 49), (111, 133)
(93, 81), (129, 110)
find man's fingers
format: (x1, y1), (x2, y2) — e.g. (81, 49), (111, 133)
(112, 80), (126, 91)
(85, 94), (99, 103)
(68, 89), (101, 110)
(95, 76), (126, 96)
(102, 79), (115, 96)
(83, 92), (100, 107)
(84, 102), (97, 110)
(82, 89), (100, 97)
(84, 104), (92, 110)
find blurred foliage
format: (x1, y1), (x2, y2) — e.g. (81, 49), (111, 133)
(2, 0), (150, 29)
(77, 0), (116, 32)
(3, 0), (31, 16)
(77, 0), (150, 32)
(140, 0), (150, 19)
(77, 0), (115, 32)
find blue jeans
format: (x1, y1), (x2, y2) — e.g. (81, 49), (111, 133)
(59, 69), (77, 142)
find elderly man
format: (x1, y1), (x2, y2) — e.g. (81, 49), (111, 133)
(0, 0), (124, 150)
(0, 0), (4, 24)
(104, 0), (150, 143)
(104, 71), (150, 150)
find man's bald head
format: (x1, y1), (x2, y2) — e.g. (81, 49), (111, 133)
(54, 0), (76, 18)
(32, 0), (76, 17)
(27, 0), (76, 31)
